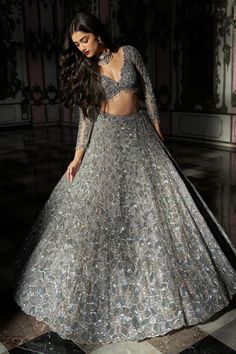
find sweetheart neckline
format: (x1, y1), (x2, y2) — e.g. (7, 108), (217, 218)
(100, 46), (126, 85)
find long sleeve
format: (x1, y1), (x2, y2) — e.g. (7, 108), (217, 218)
(127, 45), (161, 124)
(75, 107), (95, 151)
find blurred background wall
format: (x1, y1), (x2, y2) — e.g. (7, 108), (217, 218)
(1, 0), (236, 148)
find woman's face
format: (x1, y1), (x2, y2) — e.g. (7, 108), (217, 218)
(71, 31), (102, 58)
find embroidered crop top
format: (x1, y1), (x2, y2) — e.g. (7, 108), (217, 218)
(75, 45), (160, 150)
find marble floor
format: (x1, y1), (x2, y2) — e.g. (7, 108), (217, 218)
(0, 125), (236, 354)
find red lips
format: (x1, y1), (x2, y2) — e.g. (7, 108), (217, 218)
(84, 50), (90, 56)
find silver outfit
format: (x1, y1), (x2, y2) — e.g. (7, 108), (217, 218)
(14, 45), (236, 345)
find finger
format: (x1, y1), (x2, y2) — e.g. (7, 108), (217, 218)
(70, 168), (75, 183)
(66, 167), (72, 182)
(69, 172), (74, 183)
(66, 168), (70, 182)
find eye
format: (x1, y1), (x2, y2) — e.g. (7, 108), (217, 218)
(81, 37), (88, 43)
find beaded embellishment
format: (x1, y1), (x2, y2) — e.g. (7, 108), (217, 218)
(97, 50), (113, 66)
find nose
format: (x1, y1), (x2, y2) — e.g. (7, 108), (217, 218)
(81, 45), (87, 53)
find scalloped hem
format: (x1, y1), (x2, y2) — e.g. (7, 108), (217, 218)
(14, 291), (236, 347)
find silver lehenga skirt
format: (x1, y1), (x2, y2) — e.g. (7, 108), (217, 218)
(13, 109), (236, 345)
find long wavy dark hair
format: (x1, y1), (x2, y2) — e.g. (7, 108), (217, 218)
(59, 12), (117, 119)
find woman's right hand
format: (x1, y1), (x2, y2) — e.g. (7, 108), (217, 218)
(66, 158), (82, 183)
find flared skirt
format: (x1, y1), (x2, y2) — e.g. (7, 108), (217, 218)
(13, 109), (236, 345)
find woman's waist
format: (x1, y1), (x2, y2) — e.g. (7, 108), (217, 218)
(100, 91), (140, 116)
(92, 108), (154, 145)
(97, 107), (146, 121)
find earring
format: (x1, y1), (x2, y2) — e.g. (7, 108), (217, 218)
(98, 36), (102, 44)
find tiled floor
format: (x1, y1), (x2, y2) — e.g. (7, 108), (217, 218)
(0, 126), (235, 354)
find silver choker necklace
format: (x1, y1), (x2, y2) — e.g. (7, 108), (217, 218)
(97, 50), (113, 65)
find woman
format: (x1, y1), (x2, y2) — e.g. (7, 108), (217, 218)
(14, 12), (236, 346)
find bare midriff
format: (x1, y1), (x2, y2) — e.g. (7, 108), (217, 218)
(100, 91), (140, 116)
